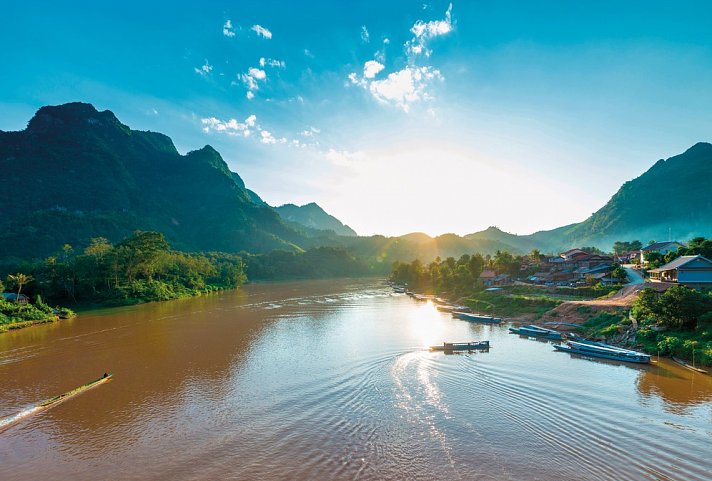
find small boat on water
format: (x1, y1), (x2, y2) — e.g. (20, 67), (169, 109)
(436, 304), (456, 312)
(436, 303), (469, 313)
(555, 341), (650, 363)
(413, 294), (430, 301)
(672, 357), (709, 374)
(0, 373), (113, 431)
(509, 325), (562, 340)
(453, 311), (502, 324)
(430, 341), (490, 351)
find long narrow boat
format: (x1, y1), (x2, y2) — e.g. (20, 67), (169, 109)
(567, 335), (644, 355)
(555, 342), (650, 363)
(430, 341), (490, 351)
(453, 311), (502, 324)
(672, 357), (709, 374)
(0, 374), (113, 431)
(436, 304), (469, 313)
(509, 325), (562, 340)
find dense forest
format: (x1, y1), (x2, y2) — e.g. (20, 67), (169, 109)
(2, 231), (248, 306)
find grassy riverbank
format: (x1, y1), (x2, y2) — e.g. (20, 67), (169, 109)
(0, 297), (75, 333)
(461, 285), (621, 319)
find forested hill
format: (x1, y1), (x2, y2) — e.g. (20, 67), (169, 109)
(525, 142), (712, 251)
(0, 102), (312, 259)
(2, 102), (710, 265)
(275, 203), (357, 236)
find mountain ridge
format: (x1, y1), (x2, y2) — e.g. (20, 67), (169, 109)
(1, 102), (710, 265)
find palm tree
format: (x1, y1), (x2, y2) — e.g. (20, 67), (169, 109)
(7, 273), (32, 303)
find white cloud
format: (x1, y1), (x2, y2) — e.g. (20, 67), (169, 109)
(260, 130), (276, 144)
(194, 60), (213, 76)
(350, 65), (443, 112)
(259, 57), (286, 68)
(252, 24), (272, 39)
(304, 48), (314, 58)
(361, 25), (370, 43)
(405, 3), (453, 57)
(301, 126), (321, 137)
(223, 20), (235, 37)
(240, 67), (267, 98)
(248, 67), (266, 80)
(201, 115), (256, 137)
(363, 60), (385, 79)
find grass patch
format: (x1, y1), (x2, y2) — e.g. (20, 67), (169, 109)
(466, 292), (560, 318)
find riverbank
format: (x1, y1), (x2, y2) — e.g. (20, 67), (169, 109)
(399, 282), (712, 367)
(0, 297), (75, 333)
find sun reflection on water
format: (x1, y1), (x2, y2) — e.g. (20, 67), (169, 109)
(410, 300), (446, 347)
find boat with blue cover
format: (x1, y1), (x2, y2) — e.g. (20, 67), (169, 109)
(554, 341), (650, 363)
(508, 325), (562, 340)
(453, 311), (502, 324)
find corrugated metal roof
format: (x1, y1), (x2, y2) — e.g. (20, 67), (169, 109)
(649, 255), (712, 273)
(642, 241), (682, 252)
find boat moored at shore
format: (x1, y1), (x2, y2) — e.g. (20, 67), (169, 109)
(509, 325), (563, 340)
(453, 311), (502, 324)
(555, 341), (650, 363)
(430, 341), (490, 351)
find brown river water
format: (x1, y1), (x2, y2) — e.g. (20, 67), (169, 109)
(1, 279), (711, 480)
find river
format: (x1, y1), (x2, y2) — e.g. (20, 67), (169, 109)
(1, 279), (711, 480)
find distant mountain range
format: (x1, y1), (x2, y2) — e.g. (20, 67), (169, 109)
(1, 102), (710, 264)
(275, 203), (357, 237)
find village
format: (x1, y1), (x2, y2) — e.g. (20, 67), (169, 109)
(478, 240), (712, 291)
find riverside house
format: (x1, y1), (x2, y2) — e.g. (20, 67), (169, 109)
(640, 241), (685, 264)
(648, 255), (712, 289)
(1, 293), (28, 304)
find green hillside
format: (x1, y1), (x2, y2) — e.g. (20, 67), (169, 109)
(533, 143), (712, 250)
(0, 103), (308, 259)
(275, 203), (357, 236)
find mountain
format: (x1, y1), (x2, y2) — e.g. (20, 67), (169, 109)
(275, 203), (357, 236)
(522, 143), (712, 251)
(1, 102), (709, 265)
(0, 102), (311, 258)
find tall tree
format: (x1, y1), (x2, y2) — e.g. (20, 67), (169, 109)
(7, 273), (32, 303)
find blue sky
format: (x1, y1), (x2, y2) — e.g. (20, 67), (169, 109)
(2, 1), (712, 236)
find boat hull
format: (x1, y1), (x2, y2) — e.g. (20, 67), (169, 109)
(430, 341), (490, 351)
(508, 327), (562, 340)
(453, 312), (501, 324)
(555, 345), (650, 363)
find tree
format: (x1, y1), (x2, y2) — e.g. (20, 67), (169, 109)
(7, 273), (33, 303)
(611, 265), (628, 282)
(613, 240), (642, 254)
(633, 286), (712, 330)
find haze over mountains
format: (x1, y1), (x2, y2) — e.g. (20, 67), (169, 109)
(1, 103), (710, 263)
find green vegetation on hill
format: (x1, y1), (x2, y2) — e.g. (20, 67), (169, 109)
(543, 143), (712, 250)
(2, 102), (710, 280)
(275, 203), (357, 237)
(244, 246), (372, 280)
(0, 103), (316, 260)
